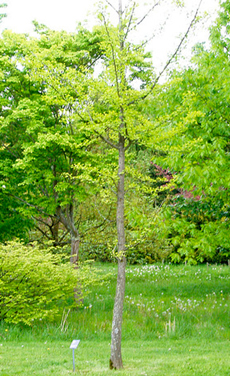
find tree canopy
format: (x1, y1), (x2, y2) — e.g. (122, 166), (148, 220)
(148, 0), (230, 264)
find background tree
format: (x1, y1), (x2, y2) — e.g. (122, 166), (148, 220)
(0, 31), (36, 242)
(149, 0), (230, 264)
(0, 26), (103, 260)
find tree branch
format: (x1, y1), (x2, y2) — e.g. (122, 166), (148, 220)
(140, 0), (203, 101)
(135, 1), (161, 29)
(95, 130), (119, 149)
(105, 0), (119, 14)
(127, 0), (203, 107)
(12, 194), (56, 218)
(1, 142), (19, 159)
(33, 223), (52, 240)
(123, 2), (136, 41)
(100, 11), (121, 98)
(124, 139), (132, 151)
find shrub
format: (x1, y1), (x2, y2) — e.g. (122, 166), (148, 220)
(0, 241), (97, 325)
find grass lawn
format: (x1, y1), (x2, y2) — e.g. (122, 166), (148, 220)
(0, 339), (229, 375)
(0, 263), (229, 375)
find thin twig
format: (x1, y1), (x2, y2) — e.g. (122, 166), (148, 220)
(105, 0), (119, 14)
(123, 2), (136, 41)
(100, 11), (121, 98)
(135, 1), (161, 29)
(141, 0), (203, 101)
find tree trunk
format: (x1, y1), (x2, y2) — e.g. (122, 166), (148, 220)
(110, 136), (126, 370)
(57, 204), (80, 264)
(70, 231), (83, 305)
(110, 256), (126, 369)
(51, 218), (59, 246)
(70, 231), (80, 265)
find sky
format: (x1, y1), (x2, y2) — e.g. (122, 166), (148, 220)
(0, 0), (220, 70)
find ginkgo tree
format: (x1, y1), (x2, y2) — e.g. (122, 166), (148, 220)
(27, 14), (155, 370)
(27, 0), (203, 369)
(87, 1), (203, 368)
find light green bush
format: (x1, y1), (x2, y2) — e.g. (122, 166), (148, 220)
(0, 241), (97, 325)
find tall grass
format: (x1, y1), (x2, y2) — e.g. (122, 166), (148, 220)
(1, 263), (229, 342)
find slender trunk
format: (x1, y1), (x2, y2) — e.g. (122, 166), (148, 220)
(51, 219), (59, 246)
(110, 136), (126, 370)
(110, 2), (127, 369)
(57, 205), (82, 305)
(70, 232), (80, 265)
(57, 204), (80, 264)
(70, 231), (83, 305)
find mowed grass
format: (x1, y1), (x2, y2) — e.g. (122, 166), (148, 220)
(0, 263), (230, 375)
(0, 339), (229, 375)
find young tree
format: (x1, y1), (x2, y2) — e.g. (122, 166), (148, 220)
(94, 0), (203, 368)
(14, 0), (202, 368)
(69, 0), (201, 368)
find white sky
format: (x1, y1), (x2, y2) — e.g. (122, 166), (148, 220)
(0, 0), (220, 70)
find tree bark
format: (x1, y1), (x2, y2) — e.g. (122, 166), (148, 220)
(70, 230), (83, 305)
(57, 204), (80, 264)
(56, 205), (82, 304)
(51, 218), (59, 246)
(110, 135), (126, 370)
(110, 2), (127, 369)
(70, 231), (80, 264)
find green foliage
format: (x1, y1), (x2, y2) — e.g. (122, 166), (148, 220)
(0, 188), (33, 242)
(0, 27), (104, 246)
(81, 241), (166, 265)
(0, 241), (98, 325)
(0, 31), (37, 241)
(26, 9), (159, 263)
(153, 191), (230, 264)
(147, 1), (230, 264)
(81, 243), (114, 263)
